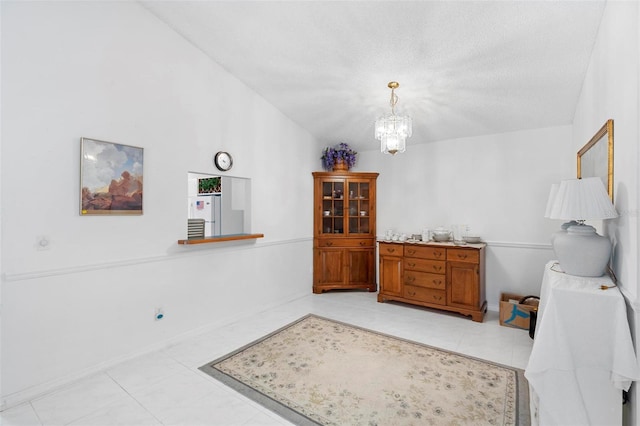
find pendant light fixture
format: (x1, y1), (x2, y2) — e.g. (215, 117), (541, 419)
(375, 81), (412, 155)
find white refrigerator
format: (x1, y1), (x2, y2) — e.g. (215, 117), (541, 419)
(188, 194), (221, 237)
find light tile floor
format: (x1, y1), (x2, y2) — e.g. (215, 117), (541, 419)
(1, 292), (533, 425)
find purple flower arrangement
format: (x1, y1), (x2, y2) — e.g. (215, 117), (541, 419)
(321, 142), (357, 171)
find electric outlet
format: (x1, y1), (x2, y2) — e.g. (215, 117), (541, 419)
(154, 308), (165, 321)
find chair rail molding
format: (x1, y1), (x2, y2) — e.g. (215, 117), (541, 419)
(3, 237), (313, 282)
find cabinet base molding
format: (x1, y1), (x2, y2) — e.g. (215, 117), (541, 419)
(377, 294), (487, 322)
(314, 284), (377, 294)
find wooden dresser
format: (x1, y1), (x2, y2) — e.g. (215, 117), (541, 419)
(378, 241), (487, 321)
(312, 172), (378, 293)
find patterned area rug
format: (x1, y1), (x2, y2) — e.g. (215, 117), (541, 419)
(200, 315), (529, 425)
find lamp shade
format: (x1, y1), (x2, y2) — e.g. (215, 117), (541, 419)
(547, 177), (617, 221)
(543, 183), (560, 218)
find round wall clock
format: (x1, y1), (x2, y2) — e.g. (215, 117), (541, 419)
(214, 151), (233, 171)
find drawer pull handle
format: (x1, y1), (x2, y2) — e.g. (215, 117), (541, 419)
(360, 241), (366, 246)
(408, 262), (416, 267)
(388, 248), (395, 253)
(457, 254), (468, 259)
(434, 252), (442, 258)
(408, 291), (416, 296)
(433, 280), (442, 285)
(326, 242), (333, 246)
(408, 249), (416, 255)
(433, 295), (442, 301)
(433, 266), (442, 272)
(407, 276), (415, 282)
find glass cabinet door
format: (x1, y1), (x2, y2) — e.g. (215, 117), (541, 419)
(321, 180), (345, 235)
(348, 181), (370, 234)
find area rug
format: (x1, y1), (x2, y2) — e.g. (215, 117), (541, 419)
(199, 314), (529, 425)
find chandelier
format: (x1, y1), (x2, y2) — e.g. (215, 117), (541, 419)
(375, 81), (412, 155)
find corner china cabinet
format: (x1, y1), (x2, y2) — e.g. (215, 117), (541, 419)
(378, 241), (487, 321)
(312, 172), (379, 293)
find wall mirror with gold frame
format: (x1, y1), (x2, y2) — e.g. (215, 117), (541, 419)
(577, 119), (614, 201)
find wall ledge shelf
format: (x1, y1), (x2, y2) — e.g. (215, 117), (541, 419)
(178, 233), (264, 245)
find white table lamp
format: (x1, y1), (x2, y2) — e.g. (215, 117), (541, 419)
(546, 177), (618, 277)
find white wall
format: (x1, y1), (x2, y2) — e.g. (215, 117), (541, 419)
(1, 1), (316, 405)
(571, 2), (640, 424)
(0, 0), (3, 404)
(573, 0), (639, 302)
(358, 125), (573, 310)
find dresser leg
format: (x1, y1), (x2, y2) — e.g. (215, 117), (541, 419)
(470, 302), (488, 322)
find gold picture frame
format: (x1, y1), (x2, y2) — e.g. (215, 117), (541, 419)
(577, 119), (614, 201)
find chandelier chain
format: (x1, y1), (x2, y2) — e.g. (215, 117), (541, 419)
(389, 89), (398, 115)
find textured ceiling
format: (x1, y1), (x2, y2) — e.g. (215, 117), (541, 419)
(141, 0), (606, 152)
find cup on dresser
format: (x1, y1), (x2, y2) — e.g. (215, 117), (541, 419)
(385, 229), (394, 240)
(452, 225), (464, 245)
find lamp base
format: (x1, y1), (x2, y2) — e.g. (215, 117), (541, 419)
(550, 220), (580, 243)
(560, 220), (579, 231)
(553, 224), (612, 277)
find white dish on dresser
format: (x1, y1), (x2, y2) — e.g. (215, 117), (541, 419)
(463, 236), (481, 243)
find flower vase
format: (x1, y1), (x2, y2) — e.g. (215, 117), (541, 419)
(333, 160), (349, 172)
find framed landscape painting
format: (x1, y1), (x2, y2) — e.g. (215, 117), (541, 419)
(80, 137), (144, 215)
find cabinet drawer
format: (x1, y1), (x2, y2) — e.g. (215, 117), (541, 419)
(403, 258), (445, 274)
(379, 243), (403, 256)
(404, 245), (446, 260)
(447, 248), (479, 263)
(404, 271), (446, 290)
(317, 238), (373, 248)
(404, 285), (446, 305)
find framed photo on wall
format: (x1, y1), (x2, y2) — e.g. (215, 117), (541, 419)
(80, 137), (144, 215)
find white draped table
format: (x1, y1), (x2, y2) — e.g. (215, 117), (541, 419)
(525, 261), (640, 425)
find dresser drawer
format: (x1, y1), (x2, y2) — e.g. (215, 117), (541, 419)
(404, 285), (446, 305)
(317, 238), (373, 248)
(379, 242), (403, 256)
(404, 245), (446, 260)
(447, 248), (480, 263)
(378, 243), (403, 257)
(403, 258), (445, 274)
(404, 271), (446, 290)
